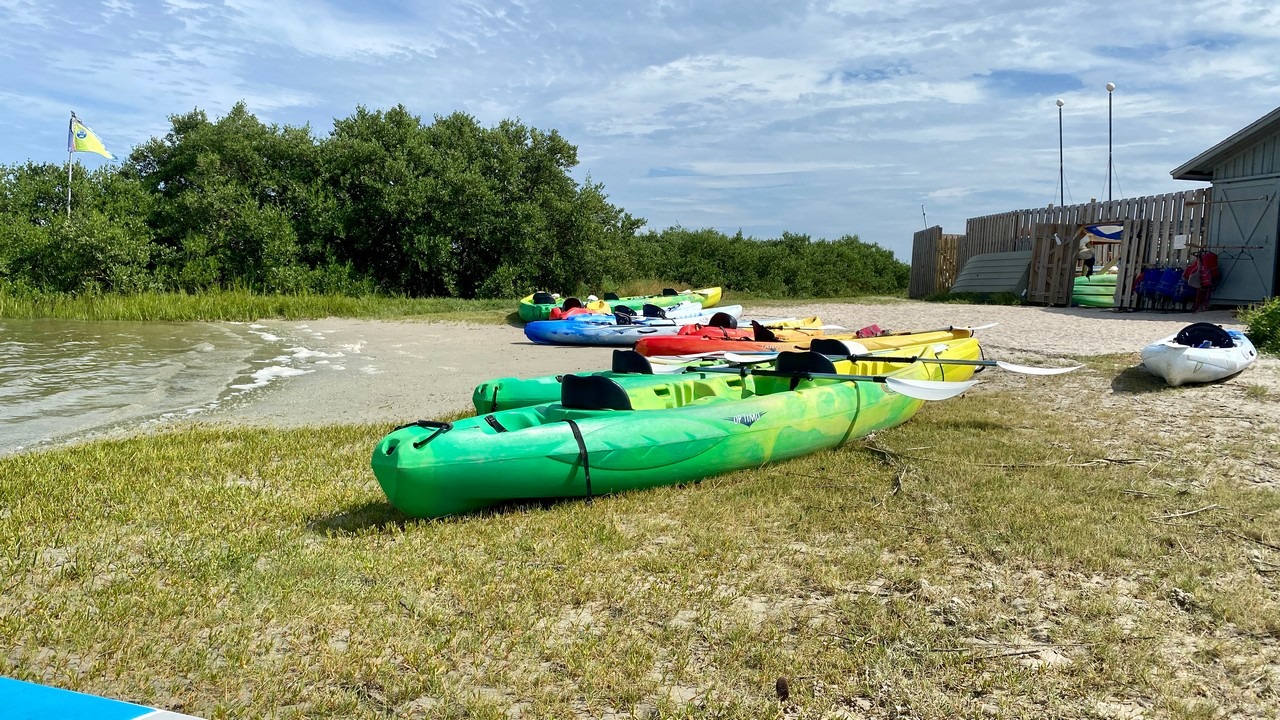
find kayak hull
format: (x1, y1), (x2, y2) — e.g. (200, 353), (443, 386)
(1141, 329), (1257, 386)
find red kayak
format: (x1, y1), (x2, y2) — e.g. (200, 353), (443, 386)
(635, 324), (973, 357)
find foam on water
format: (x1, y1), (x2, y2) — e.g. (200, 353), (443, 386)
(0, 319), (352, 455)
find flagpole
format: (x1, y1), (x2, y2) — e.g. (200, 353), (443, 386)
(66, 112), (74, 218)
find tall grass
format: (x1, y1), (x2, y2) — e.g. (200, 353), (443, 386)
(0, 289), (514, 323)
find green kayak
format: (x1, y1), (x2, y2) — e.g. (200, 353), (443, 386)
(474, 335), (982, 413)
(371, 340), (980, 518)
(1073, 273), (1117, 307)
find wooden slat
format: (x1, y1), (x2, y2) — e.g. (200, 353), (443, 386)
(939, 189), (1210, 307)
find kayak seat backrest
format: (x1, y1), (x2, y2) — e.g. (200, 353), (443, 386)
(561, 374), (633, 411)
(532, 292), (555, 305)
(752, 320), (779, 342)
(775, 351), (838, 375)
(809, 338), (852, 357)
(613, 310), (634, 325)
(642, 304), (666, 318)
(1173, 322), (1234, 348)
(604, 292), (620, 301)
(662, 288), (679, 296)
(611, 349), (654, 374)
(708, 312), (737, 329)
(562, 297), (583, 311)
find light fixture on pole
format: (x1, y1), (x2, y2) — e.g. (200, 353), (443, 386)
(1106, 82), (1115, 202)
(1056, 98), (1065, 207)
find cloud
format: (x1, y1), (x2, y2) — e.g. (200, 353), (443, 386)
(1, 0), (1277, 259)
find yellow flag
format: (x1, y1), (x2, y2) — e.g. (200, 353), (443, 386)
(68, 114), (116, 159)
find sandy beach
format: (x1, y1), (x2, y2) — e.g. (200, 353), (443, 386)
(193, 300), (1264, 431)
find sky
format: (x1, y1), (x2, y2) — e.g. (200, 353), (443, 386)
(2, 1), (1279, 261)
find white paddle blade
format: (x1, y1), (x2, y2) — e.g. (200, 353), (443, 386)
(884, 376), (977, 401)
(650, 363), (692, 374)
(994, 360), (1083, 375)
(722, 352), (779, 364)
(960, 322), (998, 332)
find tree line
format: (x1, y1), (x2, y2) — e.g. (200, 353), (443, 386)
(0, 103), (908, 299)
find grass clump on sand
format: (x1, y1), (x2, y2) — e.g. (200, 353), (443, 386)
(2, 376), (1278, 718)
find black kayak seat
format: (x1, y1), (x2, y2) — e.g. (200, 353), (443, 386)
(642, 304), (666, 318)
(613, 310), (634, 325)
(611, 349), (654, 374)
(810, 338), (853, 356)
(775, 351), (838, 375)
(532, 292), (555, 305)
(561, 374), (633, 410)
(603, 292), (620, 301)
(708, 312), (737, 329)
(1174, 322), (1234, 348)
(752, 320), (779, 342)
(562, 297), (583, 311)
(661, 288), (679, 296)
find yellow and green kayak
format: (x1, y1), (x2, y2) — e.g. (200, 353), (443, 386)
(474, 330), (978, 413)
(372, 337), (980, 518)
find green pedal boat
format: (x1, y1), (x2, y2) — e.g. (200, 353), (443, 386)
(371, 339), (982, 518)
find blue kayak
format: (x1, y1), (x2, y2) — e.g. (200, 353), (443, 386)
(0, 676), (204, 719)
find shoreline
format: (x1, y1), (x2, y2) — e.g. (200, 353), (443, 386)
(186, 301), (1250, 431)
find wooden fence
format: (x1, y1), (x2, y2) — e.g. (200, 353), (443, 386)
(908, 226), (960, 298)
(909, 188), (1211, 308)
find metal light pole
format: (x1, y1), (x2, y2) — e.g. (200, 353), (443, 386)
(1056, 98), (1065, 206)
(1106, 82), (1115, 202)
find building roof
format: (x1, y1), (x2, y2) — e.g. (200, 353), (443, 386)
(1171, 106), (1280, 181)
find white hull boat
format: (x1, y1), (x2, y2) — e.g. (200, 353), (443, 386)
(1141, 323), (1257, 387)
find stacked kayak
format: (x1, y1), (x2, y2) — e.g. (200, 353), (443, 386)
(372, 337), (981, 519)
(635, 325), (981, 357)
(1141, 322), (1257, 386)
(519, 287), (722, 322)
(604, 287), (722, 314)
(1073, 273), (1118, 308)
(524, 303), (745, 346)
(519, 293), (610, 322)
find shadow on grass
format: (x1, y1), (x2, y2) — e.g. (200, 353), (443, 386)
(309, 496), (593, 533)
(1111, 365), (1170, 394)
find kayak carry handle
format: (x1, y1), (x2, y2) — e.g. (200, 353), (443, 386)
(389, 420), (454, 450)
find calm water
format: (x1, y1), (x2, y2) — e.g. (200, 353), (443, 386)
(0, 319), (332, 455)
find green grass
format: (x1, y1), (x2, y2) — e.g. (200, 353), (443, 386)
(3, 376), (1277, 718)
(0, 289), (515, 323)
(0, 288), (908, 324)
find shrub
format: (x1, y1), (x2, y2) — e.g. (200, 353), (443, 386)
(1240, 297), (1280, 353)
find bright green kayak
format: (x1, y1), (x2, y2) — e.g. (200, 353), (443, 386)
(474, 335), (981, 413)
(371, 341), (980, 518)
(1073, 273), (1117, 307)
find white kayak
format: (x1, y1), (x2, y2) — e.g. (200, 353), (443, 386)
(1140, 323), (1257, 387)
(524, 304), (745, 346)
